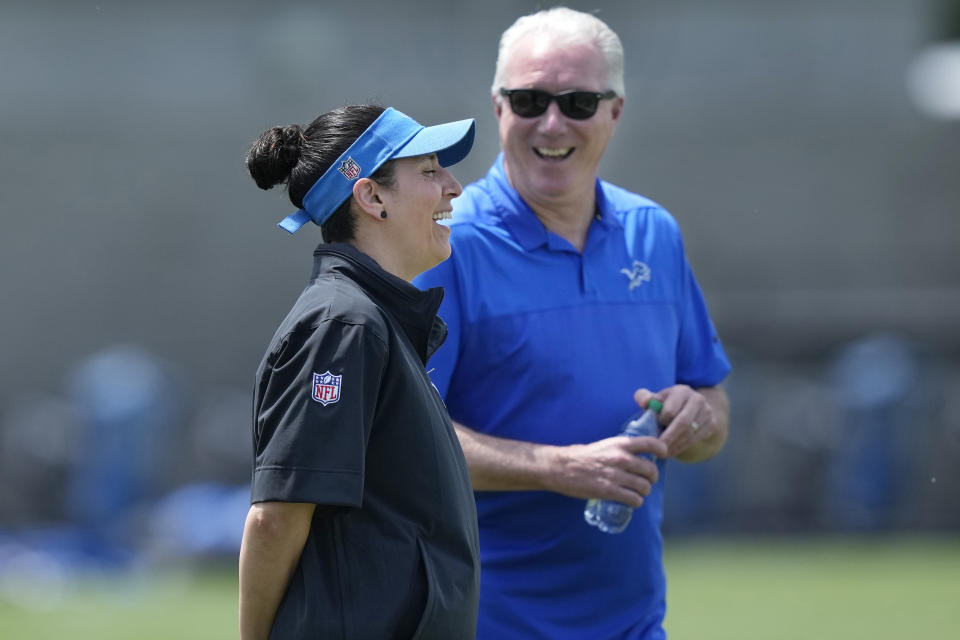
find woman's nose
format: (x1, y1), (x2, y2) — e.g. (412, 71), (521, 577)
(441, 167), (463, 198)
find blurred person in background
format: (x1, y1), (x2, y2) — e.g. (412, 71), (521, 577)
(414, 8), (731, 639)
(239, 105), (480, 639)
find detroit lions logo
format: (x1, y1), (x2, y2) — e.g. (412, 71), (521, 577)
(620, 261), (652, 290)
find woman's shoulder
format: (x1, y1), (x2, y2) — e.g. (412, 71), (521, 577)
(256, 278), (390, 376)
(278, 275), (389, 343)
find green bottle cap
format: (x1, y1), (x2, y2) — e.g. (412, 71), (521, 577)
(647, 399), (663, 413)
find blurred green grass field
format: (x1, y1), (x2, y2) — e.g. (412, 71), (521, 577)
(663, 536), (960, 639)
(1, 537), (957, 639)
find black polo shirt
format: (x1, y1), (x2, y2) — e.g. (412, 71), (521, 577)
(251, 243), (480, 639)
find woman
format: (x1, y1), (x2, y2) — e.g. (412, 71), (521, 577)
(239, 105), (480, 639)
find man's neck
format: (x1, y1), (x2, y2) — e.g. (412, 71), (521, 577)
(522, 184), (596, 253)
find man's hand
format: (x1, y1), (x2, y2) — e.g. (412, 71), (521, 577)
(541, 435), (669, 507)
(634, 385), (729, 462)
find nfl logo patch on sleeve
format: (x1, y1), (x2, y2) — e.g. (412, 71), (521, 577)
(312, 371), (342, 405)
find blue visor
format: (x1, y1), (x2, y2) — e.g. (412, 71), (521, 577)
(278, 108), (476, 233)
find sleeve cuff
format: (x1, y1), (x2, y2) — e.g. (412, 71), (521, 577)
(251, 466), (363, 507)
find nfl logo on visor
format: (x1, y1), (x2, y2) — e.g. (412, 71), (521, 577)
(338, 157), (362, 181)
(312, 371), (342, 405)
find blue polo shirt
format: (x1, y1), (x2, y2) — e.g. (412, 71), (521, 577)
(414, 154), (730, 639)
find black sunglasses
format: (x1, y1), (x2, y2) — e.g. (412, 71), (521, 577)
(499, 88), (617, 120)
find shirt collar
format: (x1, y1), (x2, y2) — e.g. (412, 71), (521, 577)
(486, 153), (621, 252)
(311, 243), (447, 363)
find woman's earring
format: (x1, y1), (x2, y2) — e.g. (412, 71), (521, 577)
(380, 210), (388, 219)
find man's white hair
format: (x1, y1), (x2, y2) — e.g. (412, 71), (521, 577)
(491, 7), (626, 98)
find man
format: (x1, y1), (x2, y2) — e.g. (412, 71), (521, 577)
(414, 7), (732, 640)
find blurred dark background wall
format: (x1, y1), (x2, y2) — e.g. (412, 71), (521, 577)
(1, 0), (958, 546)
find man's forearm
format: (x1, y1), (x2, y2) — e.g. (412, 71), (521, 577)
(453, 421), (557, 491)
(452, 421), (667, 505)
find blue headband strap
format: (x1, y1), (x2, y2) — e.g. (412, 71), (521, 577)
(278, 108), (422, 233)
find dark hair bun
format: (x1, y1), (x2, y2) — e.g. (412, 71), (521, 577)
(246, 124), (305, 190)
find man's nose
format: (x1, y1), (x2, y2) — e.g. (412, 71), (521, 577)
(537, 100), (569, 132)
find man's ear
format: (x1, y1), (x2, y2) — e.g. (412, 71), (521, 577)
(352, 177), (384, 220)
(610, 96), (625, 123)
(493, 94), (503, 119)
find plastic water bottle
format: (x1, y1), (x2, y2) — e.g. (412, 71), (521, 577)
(584, 399), (664, 534)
